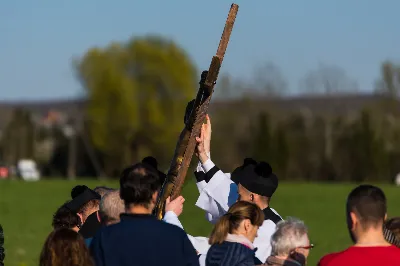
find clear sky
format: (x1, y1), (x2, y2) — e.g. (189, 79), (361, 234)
(1, 0), (399, 101)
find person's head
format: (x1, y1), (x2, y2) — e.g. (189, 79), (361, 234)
(119, 163), (161, 213)
(39, 228), (94, 266)
(142, 156), (167, 185)
(78, 199), (100, 222)
(71, 185), (90, 199)
(52, 203), (82, 232)
(233, 159), (278, 209)
(68, 187), (101, 223)
(99, 190), (125, 225)
(237, 184), (270, 208)
(94, 186), (115, 198)
(384, 217), (400, 247)
(209, 201), (264, 245)
(346, 185), (387, 243)
(271, 217), (311, 262)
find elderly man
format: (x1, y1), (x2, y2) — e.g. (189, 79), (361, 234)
(98, 190), (125, 225)
(86, 190), (125, 246)
(94, 186), (115, 198)
(264, 217), (312, 266)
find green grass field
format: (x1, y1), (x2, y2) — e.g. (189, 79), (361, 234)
(1, 179), (399, 266)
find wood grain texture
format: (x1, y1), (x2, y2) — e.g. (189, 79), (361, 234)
(154, 4), (239, 219)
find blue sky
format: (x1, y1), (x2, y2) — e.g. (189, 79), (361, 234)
(1, 0), (399, 100)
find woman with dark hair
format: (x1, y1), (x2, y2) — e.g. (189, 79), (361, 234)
(39, 228), (94, 266)
(206, 201), (264, 266)
(52, 203), (82, 232)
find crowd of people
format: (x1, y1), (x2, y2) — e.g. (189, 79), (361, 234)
(4, 115), (400, 266)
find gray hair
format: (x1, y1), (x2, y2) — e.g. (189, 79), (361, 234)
(270, 217), (309, 256)
(94, 186), (115, 197)
(99, 190), (125, 225)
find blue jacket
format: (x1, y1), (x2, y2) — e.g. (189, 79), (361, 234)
(85, 237), (92, 247)
(90, 213), (199, 266)
(206, 241), (261, 266)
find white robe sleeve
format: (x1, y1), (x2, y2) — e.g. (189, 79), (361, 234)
(194, 151), (211, 193)
(253, 220), (277, 263)
(163, 211), (211, 254)
(198, 254), (207, 266)
(195, 159), (238, 219)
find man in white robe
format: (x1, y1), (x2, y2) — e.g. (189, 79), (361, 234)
(193, 115), (283, 263)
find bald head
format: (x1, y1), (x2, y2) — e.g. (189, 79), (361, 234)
(99, 190), (125, 225)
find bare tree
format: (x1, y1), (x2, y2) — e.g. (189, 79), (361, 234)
(298, 63), (358, 161)
(252, 62), (288, 96)
(375, 61), (400, 97)
(300, 63), (359, 95)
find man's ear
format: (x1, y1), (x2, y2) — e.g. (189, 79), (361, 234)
(152, 191), (159, 203)
(384, 213), (388, 221)
(350, 212), (358, 230)
(77, 213), (83, 223)
(96, 211), (101, 222)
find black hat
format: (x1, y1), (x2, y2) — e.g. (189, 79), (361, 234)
(231, 158), (257, 184)
(71, 185), (90, 199)
(65, 188), (101, 213)
(232, 159), (278, 197)
(142, 156), (167, 184)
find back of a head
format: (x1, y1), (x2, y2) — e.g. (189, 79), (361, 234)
(384, 217), (400, 247)
(94, 186), (115, 198)
(52, 203), (81, 230)
(39, 228), (94, 266)
(270, 217), (309, 256)
(100, 190), (125, 225)
(119, 163), (161, 208)
(347, 184), (387, 229)
(141, 156), (167, 184)
(209, 201), (264, 245)
(73, 189), (101, 221)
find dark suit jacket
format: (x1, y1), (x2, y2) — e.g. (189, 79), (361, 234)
(90, 213), (199, 266)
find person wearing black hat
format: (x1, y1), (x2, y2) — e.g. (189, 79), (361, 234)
(193, 116), (282, 263)
(67, 187), (102, 240)
(142, 156), (167, 184)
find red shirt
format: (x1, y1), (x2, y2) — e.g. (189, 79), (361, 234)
(318, 245), (400, 266)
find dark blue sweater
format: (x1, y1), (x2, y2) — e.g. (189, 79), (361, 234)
(90, 213), (199, 266)
(206, 241), (260, 266)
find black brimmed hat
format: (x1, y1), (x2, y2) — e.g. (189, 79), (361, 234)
(65, 188), (100, 213)
(232, 158), (278, 197)
(142, 156), (167, 184)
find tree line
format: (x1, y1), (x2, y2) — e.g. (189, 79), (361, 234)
(1, 35), (400, 182)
